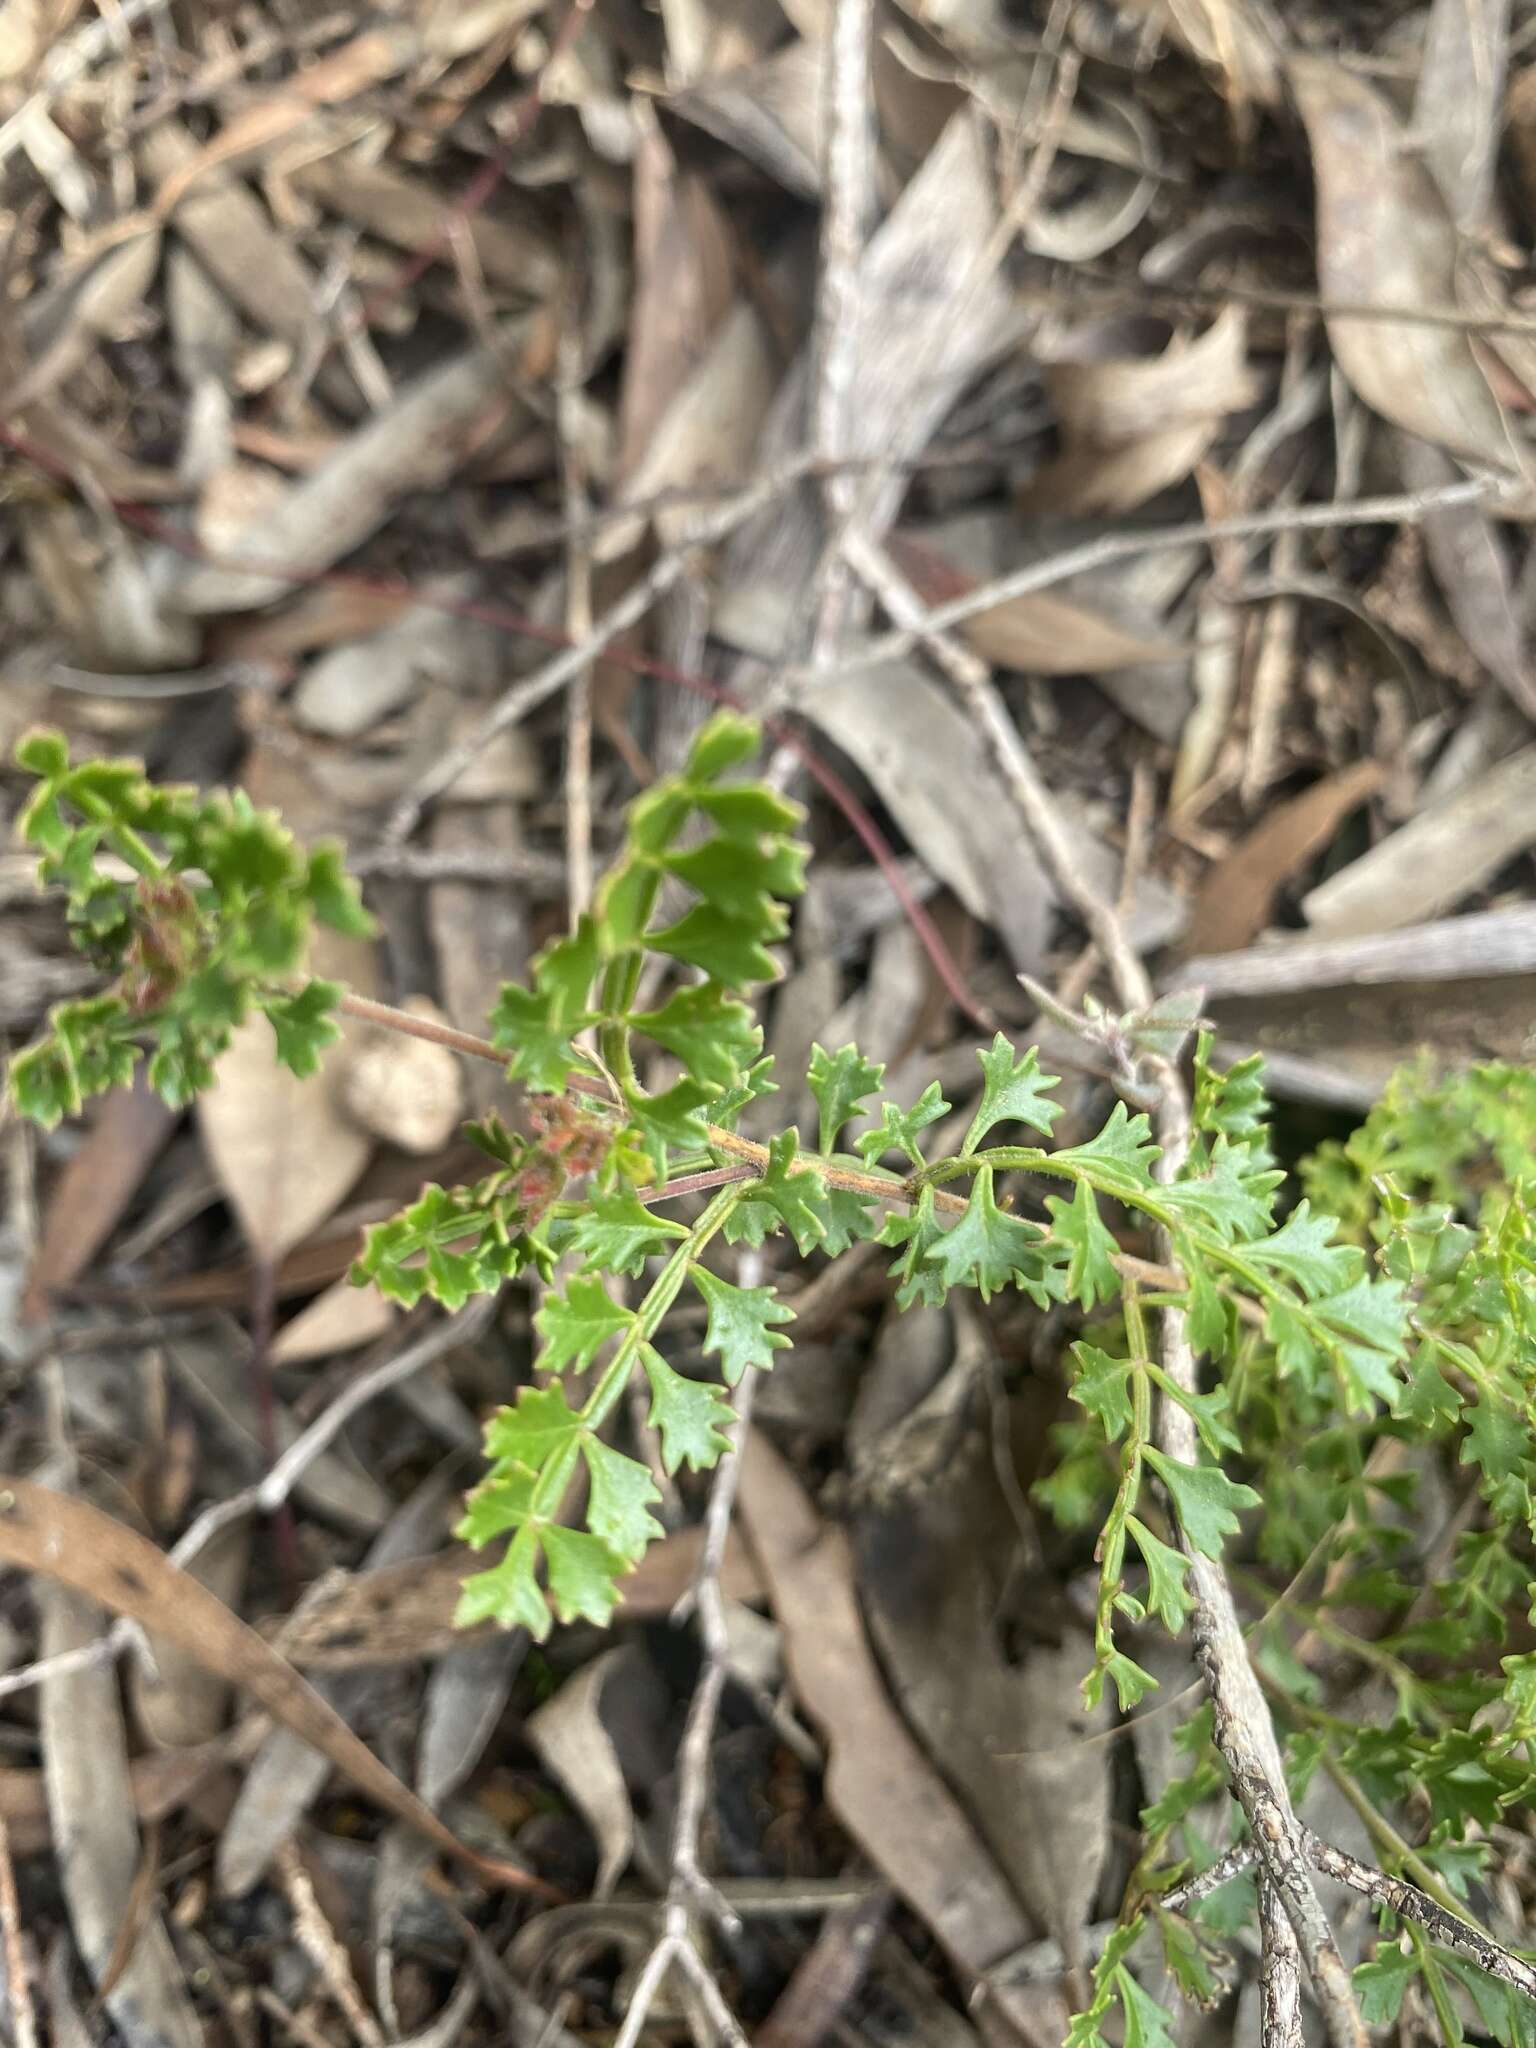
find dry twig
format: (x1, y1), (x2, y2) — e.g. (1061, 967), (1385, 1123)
(614, 1255), (764, 2048)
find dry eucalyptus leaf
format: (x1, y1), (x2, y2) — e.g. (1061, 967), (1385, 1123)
(1182, 758), (1385, 956)
(886, 529), (1180, 676)
(1302, 745), (1536, 938)
(168, 335), (534, 614)
(39, 1580), (203, 2048)
(525, 1645), (638, 1899)
(1290, 53), (1519, 469)
(1022, 308), (1259, 519)
(271, 1273), (397, 1367)
(198, 1013), (372, 1264)
(1414, 0), (1509, 232)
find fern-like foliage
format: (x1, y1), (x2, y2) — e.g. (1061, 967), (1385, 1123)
(13, 719), (1536, 2046)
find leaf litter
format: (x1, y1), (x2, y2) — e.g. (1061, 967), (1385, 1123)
(8, 0), (1536, 2040)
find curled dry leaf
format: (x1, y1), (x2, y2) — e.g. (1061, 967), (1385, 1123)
(1021, 308), (1260, 518)
(525, 1645), (637, 1900)
(1290, 53), (1518, 469)
(0, 1478), (557, 1898)
(339, 996), (466, 1155)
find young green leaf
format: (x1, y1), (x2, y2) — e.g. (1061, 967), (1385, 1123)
(1127, 1517), (1195, 1633)
(630, 984), (761, 1092)
(257, 978), (342, 1078)
(455, 1526), (551, 1636)
(1045, 1178), (1122, 1310)
(1244, 1199), (1361, 1300)
(1143, 1451), (1260, 1561)
(581, 1438), (665, 1561)
(1053, 1101), (1161, 1199)
(648, 904), (785, 991)
(806, 1042), (885, 1154)
(1115, 1968), (1178, 2048)
(691, 1263), (795, 1385)
(570, 1188), (689, 1276)
(878, 1186), (949, 1309)
(855, 1081), (951, 1168)
(962, 1033), (1061, 1154)
(1069, 1343), (1135, 1443)
(640, 1344), (738, 1472)
(535, 1277), (635, 1375)
(924, 1166), (1057, 1304)
(484, 1383), (587, 1466)
(541, 1526), (628, 1627)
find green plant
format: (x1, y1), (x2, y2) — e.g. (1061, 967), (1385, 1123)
(11, 719), (1536, 2044)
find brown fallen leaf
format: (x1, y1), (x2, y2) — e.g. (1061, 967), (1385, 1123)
(196, 931), (376, 1265)
(271, 1273), (397, 1367)
(39, 1582), (202, 2048)
(736, 1434), (1061, 2039)
(0, 1477), (557, 1898)
(1182, 758), (1385, 956)
(886, 529), (1181, 676)
(1290, 53), (1519, 469)
(26, 1076), (179, 1318)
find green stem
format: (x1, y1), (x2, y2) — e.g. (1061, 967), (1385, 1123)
(580, 1182), (744, 1434)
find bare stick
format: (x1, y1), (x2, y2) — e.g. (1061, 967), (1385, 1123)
(350, 843), (567, 891)
(0, 1816), (36, 2048)
(801, 475), (1511, 691)
(808, 0), (875, 663)
(559, 328), (596, 919)
(1301, 1828), (1536, 2003)
(1260, 1876), (1305, 2048)
(383, 454), (818, 844)
(616, 1255), (764, 2048)
(1161, 1841), (1260, 1912)
(840, 532), (1366, 2048)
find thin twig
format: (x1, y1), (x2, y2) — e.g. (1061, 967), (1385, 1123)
(808, 0), (875, 664)
(0, 1816), (36, 2048)
(559, 325), (596, 920)
(1161, 1841), (1260, 1912)
(839, 532), (1366, 2048)
(382, 453), (821, 844)
(796, 476), (1512, 692)
(1300, 1828), (1536, 2003)
(349, 843), (567, 891)
(275, 1843), (387, 2048)
(616, 1262), (762, 2048)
